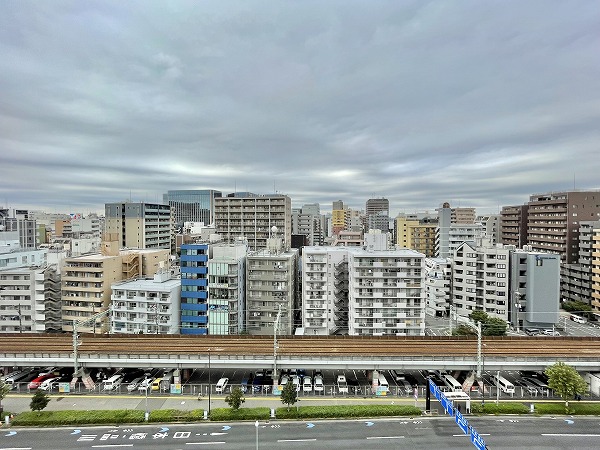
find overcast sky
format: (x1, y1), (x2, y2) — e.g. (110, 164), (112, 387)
(1, 1), (599, 216)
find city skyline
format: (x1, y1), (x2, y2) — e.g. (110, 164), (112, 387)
(2, 1), (599, 215)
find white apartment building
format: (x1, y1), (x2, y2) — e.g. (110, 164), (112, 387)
(110, 271), (181, 334)
(246, 238), (298, 335)
(302, 247), (426, 337)
(451, 239), (511, 321)
(425, 258), (452, 318)
(0, 265), (61, 333)
(208, 240), (248, 335)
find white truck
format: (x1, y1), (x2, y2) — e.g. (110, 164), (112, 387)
(337, 375), (349, 394)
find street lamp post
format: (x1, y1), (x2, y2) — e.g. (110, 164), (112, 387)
(514, 291), (522, 333)
(255, 420), (259, 450)
(144, 372), (150, 421)
(208, 350), (211, 417)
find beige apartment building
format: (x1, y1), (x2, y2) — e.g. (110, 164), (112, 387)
(104, 202), (172, 250)
(500, 204), (528, 247)
(214, 194), (292, 251)
(61, 241), (169, 333)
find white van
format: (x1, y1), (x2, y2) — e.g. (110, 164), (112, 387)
(103, 374), (124, 391)
(127, 376), (144, 392)
(303, 376), (312, 392)
(215, 377), (229, 393)
(313, 375), (324, 392)
(38, 377), (59, 391)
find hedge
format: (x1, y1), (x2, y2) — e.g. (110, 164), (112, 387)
(276, 404), (422, 420)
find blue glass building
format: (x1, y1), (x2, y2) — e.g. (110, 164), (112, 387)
(180, 243), (209, 335)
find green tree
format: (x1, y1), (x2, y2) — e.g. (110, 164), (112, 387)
(30, 389), (50, 412)
(483, 317), (508, 336)
(561, 301), (592, 313)
(469, 310), (489, 324)
(0, 379), (10, 413)
(225, 386), (245, 410)
(545, 362), (588, 411)
(280, 380), (297, 411)
(452, 325), (477, 336)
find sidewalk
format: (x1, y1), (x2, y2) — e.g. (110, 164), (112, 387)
(3, 393), (421, 414)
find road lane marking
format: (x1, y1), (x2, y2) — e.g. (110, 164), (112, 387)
(92, 446), (134, 448)
(366, 436), (405, 440)
(0, 447), (32, 450)
(453, 434), (490, 437)
(277, 439), (317, 442)
(542, 434), (600, 437)
(185, 443), (227, 446)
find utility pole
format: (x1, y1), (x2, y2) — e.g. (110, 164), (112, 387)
(273, 304), (282, 381)
(476, 321), (482, 379)
(72, 305), (113, 377)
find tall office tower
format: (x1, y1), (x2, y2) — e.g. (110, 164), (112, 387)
(208, 240), (248, 335)
(451, 238), (511, 322)
(104, 202), (172, 250)
(180, 243), (209, 335)
(0, 265), (61, 333)
(302, 246), (426, 336)
(510, 250), (560, 330)
(214, 193), (292, 251)
(0, 209), (36, 248)
(246, 238), (298, 335)
(500, 204), (528, 247)
(527, 191), (600, 264)
(395, 215), (437, 257)
(561, 221), (600, 305)
(366, 198), (390, 232)
(163, 190), (222, 228)
(592, 228), (600, 313)
(61, 243), (169, 333)
(110, 270), (181, 334)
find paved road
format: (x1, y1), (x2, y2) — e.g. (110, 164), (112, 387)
(2, 415), (600, 449)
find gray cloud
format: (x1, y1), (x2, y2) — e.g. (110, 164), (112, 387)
(1, 0), (599, 215)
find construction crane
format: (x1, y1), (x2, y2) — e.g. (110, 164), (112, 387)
(72, 304), (113, 378)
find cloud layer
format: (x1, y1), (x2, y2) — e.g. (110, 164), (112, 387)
(1, 1), (599, 215)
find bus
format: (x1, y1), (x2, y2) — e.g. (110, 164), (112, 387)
(492, 374), (515, 394)
(442, 374), (463, 392)
(377, 373), (389, 393)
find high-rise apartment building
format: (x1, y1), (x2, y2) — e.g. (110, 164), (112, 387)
(425, 258), (451, 318)
(246, 239), (298, 335)
(500, 204), (528, 247)
(180, 243), (209, 335)
(0, 209), (36, 248)
(110, 270), (181, 334)
(366, 198), (390, 233)
(302, 246), (426, 336)
(214, 194), (292, 251)
(395, 215), (437, 257)
(451, 207), (476, 224)
(61, 246), (169, 333)
(105, 202), (172, 250)
(591, 227), (600, 314)
(0, 265), (61, 333)
(163, 190), (222, 227)
(527, 191), (600, 264)
(451, 239), (511, 322)
(292, 204), (323, 246)
(561, 221), (600, 305)
(208, 240), (248, 335)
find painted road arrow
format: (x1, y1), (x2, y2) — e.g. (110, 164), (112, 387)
(222, 425), (231, 431)
(5, 431), (17, 437)
(307, 423), (315, 428)
(565, 419), (574, 425)
(160, 427), (170, 433)
(365, 421), (374, 427)
(71, 430), (81, 435)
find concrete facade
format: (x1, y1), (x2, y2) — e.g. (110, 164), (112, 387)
(105, 202), (172, 250)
